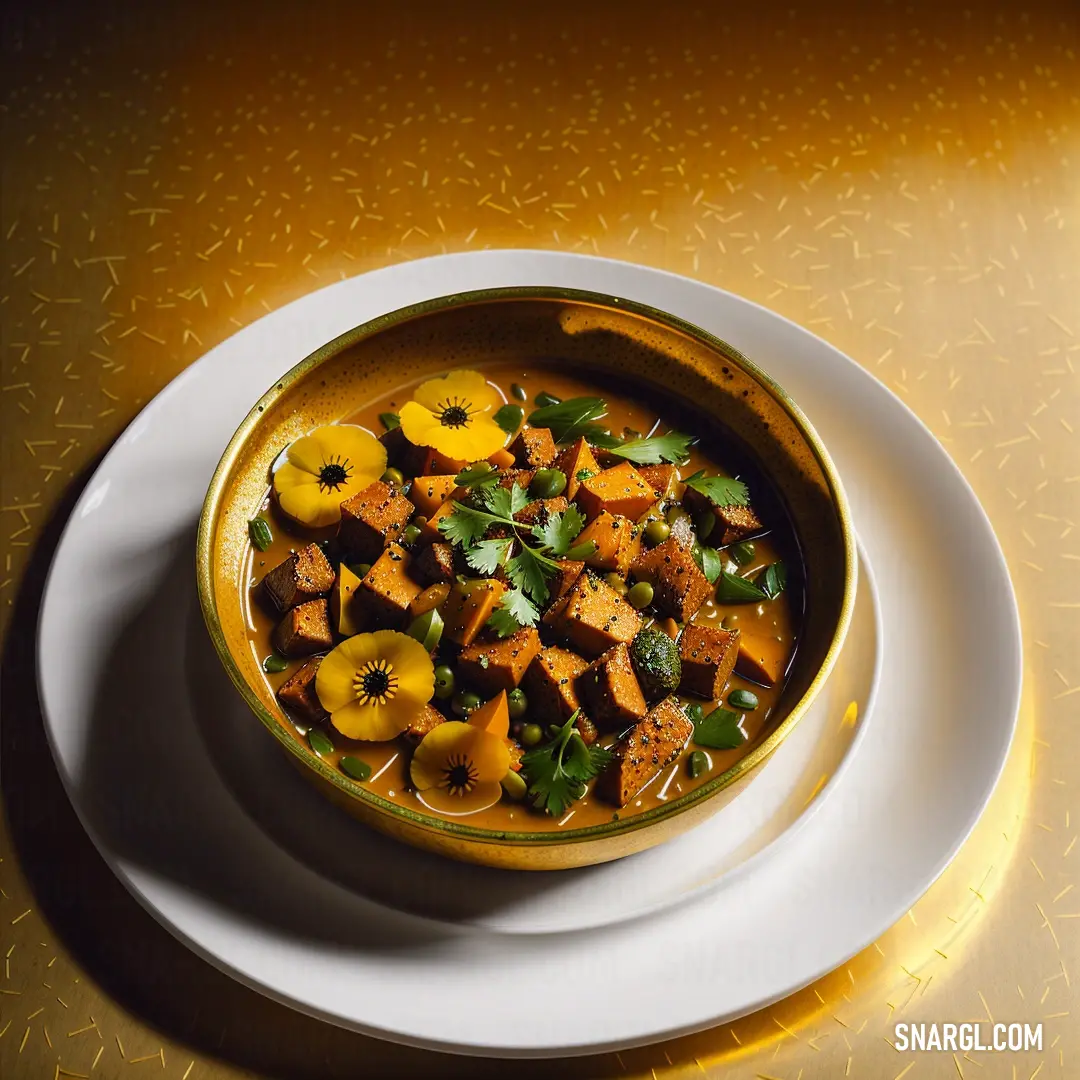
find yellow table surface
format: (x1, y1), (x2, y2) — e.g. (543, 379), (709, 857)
(2, 1), (1077, 1077)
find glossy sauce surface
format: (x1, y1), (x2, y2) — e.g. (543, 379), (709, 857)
(243, 363), (802, 831)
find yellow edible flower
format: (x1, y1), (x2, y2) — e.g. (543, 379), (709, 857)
(398, 369), (507, 461)
(410, 716), (511, 815)
(273, 424), (386, 528)
(315, 630), (435, 741)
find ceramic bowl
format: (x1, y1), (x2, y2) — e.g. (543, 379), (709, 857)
(196, 287), (856, 869)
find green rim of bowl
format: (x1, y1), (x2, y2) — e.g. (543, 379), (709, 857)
(196, 285), (857, 847)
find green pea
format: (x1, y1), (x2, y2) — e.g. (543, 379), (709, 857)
(507, 688), (528, 719)
(351, 562), (372, 578)
(694, 510), (716, 541)
(688, 750), (709, 778)
(262, 653), (288, 674)
(452, 690), (482, 717)
(644, 519), (671, 547)
(501, 769), (528, 800)
(529, 468), (567, 499)
(400, 523), (422, 546)
(729, 541), (756, 566)
(666, 505), (693, 529)
(433, 664), (456, 700)
(534, 390), (561, 407)
(627, 580), (655, 610)
(521, 722), (544, 746)
(381, 467), (405, 487)
(511, 382), (527, 402)
(248, 517), (273, 552)
(728, 689), (760, 710)
(406, 607), (444, 652)
(379, 412), (401, 431)
(605, 572), (628, 596)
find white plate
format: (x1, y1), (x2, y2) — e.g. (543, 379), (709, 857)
(38, 251), (1021, 1056)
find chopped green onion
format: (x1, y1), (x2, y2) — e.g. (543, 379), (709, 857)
(379, 411), (401, 430)
(511, 382), (527, 402)
(308, 729), (334, 756)
(262, 653), (288, 673)
(248, 517), (273, 552)
(340, 755), (372, 781)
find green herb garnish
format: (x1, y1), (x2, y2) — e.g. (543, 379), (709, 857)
(487, 588), (541, 637)
(692, 544), (724, 584)
(249, 517), (273, 552)
(340, 755), (372, 781)
(608, 430), (694, 465)
(519, 711), (614, 817)
(684, 470), (750, 508)
(527, 396), (615, 445)
(716, 570), (768, 603)
(692, 707), (747, 750)
(757, 561), (788, 599)
(454, 462), (500, 490)
(308, 729), (334, 756)
(493, 403), (525, 436)
(379, 411), (401, 431)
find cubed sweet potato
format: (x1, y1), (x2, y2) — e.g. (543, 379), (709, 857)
(415, 495), (462, 545)
(457, 627), (541, 695)
(550, 559), (584, 601)
(574, 510), (641, 576)
(637, 464), (680, 502)
(682, 485), (763, 544)
(410, 474), (459, 518)
(440, 578), (506, 646)
(357, 542), (422, 628)
(409, 582), (451, 618)
(514, 496), (568, 527)
(261, 543), (334, 612)
(498, 467), (535, 490)
(338, 480), (415, 563)
(330, 564), (365, 636)
(575, 462), (656, 521)
(553, 437), (600, 500)
(487, 447), (516, 470)
(523, 646), (589, 726)
(401, 443), (468, 478)
(509, 427), (557, 468)
(735, 632), (788, 687)
(276, 657), (327, 724)
(679, 624), (741, 699)
(273, 599), (335, 657)
(554, 571), (642, 657)
(630, 537), (711, 622)
(402, 702), (447, 744)
(596, 696), (693, 807)
(577, 642), (649, 731)
(413, 541), (456, 586)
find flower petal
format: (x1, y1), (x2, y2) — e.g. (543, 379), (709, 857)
(308, 424), (387, 487)
(409, 721), (472, 790)
(411, 369), (500, 414)
(284, 434), (326, 476)
(330, 699), (409, 741)
(272, 461), (315, 491)
(315, 634), (380, 712)
(372, 629), (436, 703)
(277, 483), (343, 528)
(417, 781), (503, 815)
(398, 402), (441, 449)
(418, 411), (507, 461)
(464, 727), (512, 783)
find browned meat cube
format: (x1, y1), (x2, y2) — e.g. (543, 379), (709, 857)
(523, 646), (587, 722)
(378, 425), (409, 467)
(514, 496), (568, 527)
(575, 510), (641, 576)
(400, 442), (468, 478)
(338, 480), (415, 563)
(554, 572), (642, 657)
(276, 657), (327, 724)
(550, 559), (584, 601)
(577, 642), (649, 731)
(596, 696), (693, 807)
(682, 485), (763, 544)
(509, 427), (557, 468)
(575, 462), (656, 521)
(273, 599), (334, 657)
(637, 464), (679, 502)
(630, 537), (711, 622)
(410, 474), (459, 518)
(413, 541), (456, 586)
(735, 632), (788, 687)
(679, 624), (741, 699)
(261, 542), (334, 612)
(357, 542), (422, 628)
(553, 437), (600, 499)
(458, 627), (541, 695)
(402, 702), (447, 744)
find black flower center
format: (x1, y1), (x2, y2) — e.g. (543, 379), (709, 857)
(443, 754), (477, 796)
(436, 397), (473, 428)
(353, 659), (398, 705)
(318, 457), (352, 491)
(361, 669), (391, 696)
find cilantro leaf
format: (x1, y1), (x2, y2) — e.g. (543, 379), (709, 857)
(505, 544), (552, 605)
(483, 481), (530, 519)
(465, 537), (513, 576)
(528, 397), (614, 445)
(486, 588), (540, 637)
(492, 403), (525, 436)
(531, 504), (586, 556)
(684, 470), (750, 508)
(564, 539), (598, 561)
(437, 501), (501, 548)
(608, 431), (694, 465)
(692, 707), (747, 750)
(454, 463), (501, 490)
(520, 712), (612, 817)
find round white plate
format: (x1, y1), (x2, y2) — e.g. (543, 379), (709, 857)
(38, 251), (1021, 1056)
